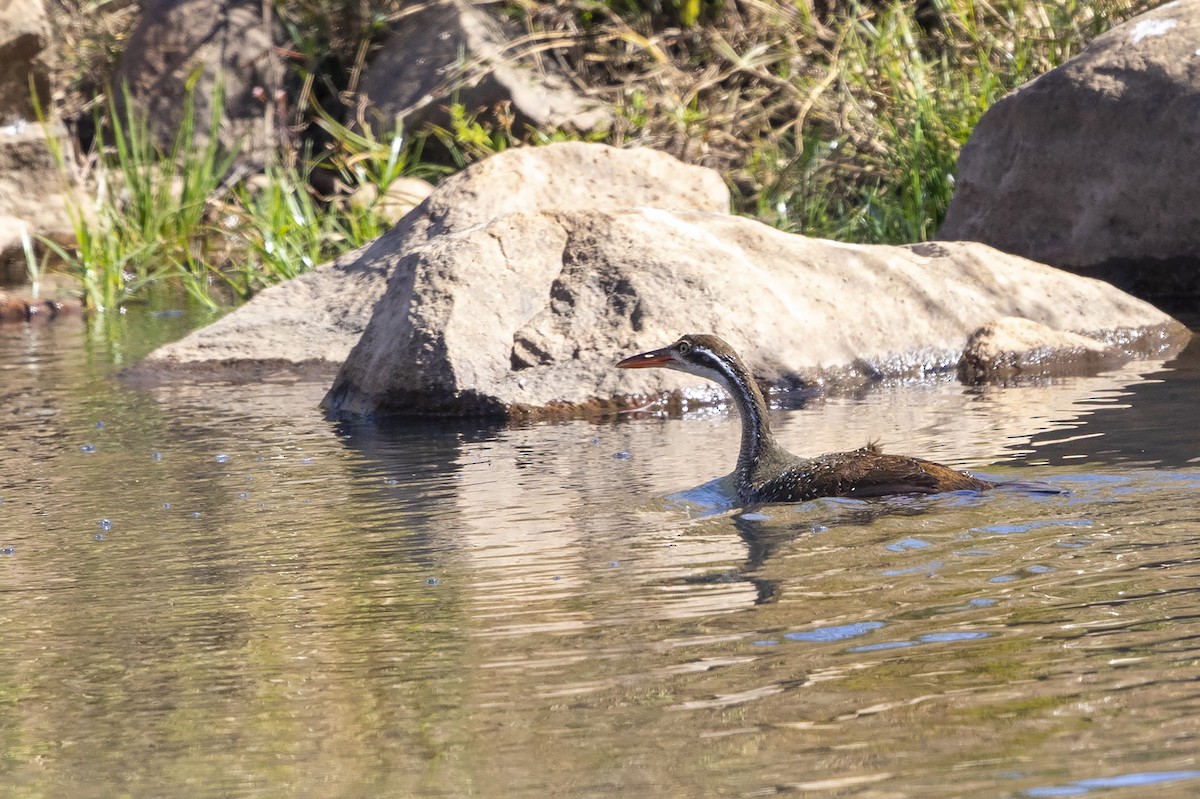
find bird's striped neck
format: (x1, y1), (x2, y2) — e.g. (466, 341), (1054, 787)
(690, 347), (779, 481)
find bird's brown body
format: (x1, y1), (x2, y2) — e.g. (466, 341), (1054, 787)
(739, 440), (991, 504)
(617, 334), (992, 505)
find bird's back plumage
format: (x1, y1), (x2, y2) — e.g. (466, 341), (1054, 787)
(746, 443), (992, 503)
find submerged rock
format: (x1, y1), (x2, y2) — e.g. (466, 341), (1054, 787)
(958, 317), (1124, 385)
(0, 293), (82, 323)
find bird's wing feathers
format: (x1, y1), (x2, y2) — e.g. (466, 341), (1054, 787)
(790, 450), (978, 498)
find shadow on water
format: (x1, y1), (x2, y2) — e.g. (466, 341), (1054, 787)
(667, 472), (1066, 607)
(1019, 328), (1200, 467)
(670, 497), (934, 605)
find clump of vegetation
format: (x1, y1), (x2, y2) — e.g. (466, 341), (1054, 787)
(39, 0), (1156, 312)
(40, 89), (450, 311)
(40, 83), (234, 311)
(522, 0), (1155, 241)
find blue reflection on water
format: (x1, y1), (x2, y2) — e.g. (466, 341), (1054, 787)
(784, 621), (885, 643)
(919, 632), (989, 643)
(851, 640), (915, 652)
(664, 477), (738, 516)
(1024, 769), (1200, 797)
(882, 561), (942, 576)
(886, 537), (931, 552)
(848, 630), (989, 653)
(972, 519), (1093, 536)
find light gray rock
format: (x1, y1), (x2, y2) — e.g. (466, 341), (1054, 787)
(134, 142), (730, 377)
(938, 0), (1200, 300)
(0, 122), (77, 282)
(320, 209), (1188, 417)
(132, 242), (389, 378)
(0, 215), (32, 283)
(957, 317), (1120, 385)
(0, 0), (52, 124)
(114, 0), (285, 169)
(357, 0), (608, 135)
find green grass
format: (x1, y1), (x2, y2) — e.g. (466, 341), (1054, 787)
(755, 2), (986, 242)
(40, 80), (234, 311)
(225, 110), (451, 299)
(42, 83), (449, 312)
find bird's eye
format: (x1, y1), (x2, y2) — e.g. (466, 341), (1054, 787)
(676, 340), (691, 355)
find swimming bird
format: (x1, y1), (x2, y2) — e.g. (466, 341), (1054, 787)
(616, 334), (993, 504)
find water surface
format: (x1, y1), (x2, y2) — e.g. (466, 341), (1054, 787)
(1, 312), (1199, 798)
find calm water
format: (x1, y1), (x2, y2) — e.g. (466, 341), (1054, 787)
(2, 310), (1200, 798)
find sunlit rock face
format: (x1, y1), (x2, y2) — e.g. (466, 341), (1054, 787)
(0, 0), (51, 124)
(958, 317), (1121, 385)
(320, 203), (1187, 417)
(136, 142), (730, 381)
(0, 0), (74, 282)
(0, 126), (78, 282)
(937, 1), (1200, 304)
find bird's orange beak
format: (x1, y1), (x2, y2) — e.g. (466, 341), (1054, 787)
(616, 346), (676, 369)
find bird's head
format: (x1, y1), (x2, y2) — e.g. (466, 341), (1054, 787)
(616, 334), (745, 386)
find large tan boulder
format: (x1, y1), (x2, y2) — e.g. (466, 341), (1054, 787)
(320, 212), (1187, 417)
(938, 0), (1200, 303)
(133, 143), (1187, 414)
(135, 142), (730, 376)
